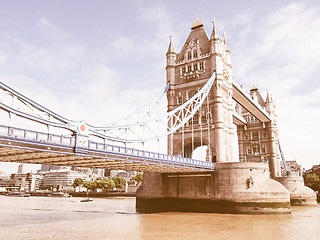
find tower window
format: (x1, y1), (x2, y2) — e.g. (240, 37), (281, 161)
(193, 113), (199, 125)
(201, 114), (207, 124)
(187, 65), (192, 72)
(193, 63), (197, 71)
(199, 62), (204, 70)
(189, 90), (197, 99)
(252, 132), (259, 140)
(188, 113), (199, 126)
(193, 50), (198, 58)
(253, 146), (260, 155)
(187, 51), (192, 60)
(181, 66), (186, 74)
(177, 97), (183, 104)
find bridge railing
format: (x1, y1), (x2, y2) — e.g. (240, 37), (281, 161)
(87, 138), (213, 168)
(0, 125), (214, 169)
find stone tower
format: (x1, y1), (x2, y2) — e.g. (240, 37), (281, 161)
(166, 18), (234, 163)
(236, 86), (282, 177)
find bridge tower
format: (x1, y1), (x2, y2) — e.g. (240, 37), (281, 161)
(136, 17), (297, 214)
(166, 18), (234, 163)
(236, 87), (282, 177)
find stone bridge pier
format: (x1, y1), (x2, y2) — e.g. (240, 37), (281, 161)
(136, 162), (291, 214)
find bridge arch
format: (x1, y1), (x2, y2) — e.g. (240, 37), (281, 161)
(183, 137), (215, 162)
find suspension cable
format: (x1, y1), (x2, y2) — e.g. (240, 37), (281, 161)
(170, 117), (173, 155)
(182, 123), (185, 157)
(200, 104), (203, 147)
(191, 114), (194, 155)
(206, 93), (211, 162)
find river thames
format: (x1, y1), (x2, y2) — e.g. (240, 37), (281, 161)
(0, 196), (319, 240)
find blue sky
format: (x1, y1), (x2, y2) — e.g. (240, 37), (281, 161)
(0, 0), (320, 173)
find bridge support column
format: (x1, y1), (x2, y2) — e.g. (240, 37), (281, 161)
(267, 122), (281, 178)
(274, 176), (317, 206)
(237, 125), (245, 162)
(213, 76), (226, 163)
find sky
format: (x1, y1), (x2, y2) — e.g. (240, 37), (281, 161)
(0, 0), (319, 174)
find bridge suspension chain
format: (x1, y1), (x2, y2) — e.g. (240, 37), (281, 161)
(0, 81), (77, 132)
(102, 83), (170, 128)
(0, 72), (215, 145)
(91, 72), (216, 143)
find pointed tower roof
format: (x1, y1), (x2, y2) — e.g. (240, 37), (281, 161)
(266, 90), (273, 103)
(210, 18), (220, 40)
(249, 84), (266, 107)
(223, 32), (227, 43)
(167, 35), (175, 54)
(222, 32), (231, 53)
(176, 17), (210, 61)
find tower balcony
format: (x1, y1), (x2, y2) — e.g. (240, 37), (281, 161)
(180, 70), (202, 81)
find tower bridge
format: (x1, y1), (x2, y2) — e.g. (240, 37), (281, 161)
(0, 17), (317, 213)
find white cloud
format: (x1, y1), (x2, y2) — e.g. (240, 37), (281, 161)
(229, 2), (320, 168)
(233, 2), (320, 92)
(108, 2), (175, 61)
(36, 17), (68, 42)
(109, 37), (139, 60)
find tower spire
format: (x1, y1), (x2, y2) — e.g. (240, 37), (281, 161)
(223, 32), (231, 53)
(167, 35), (175, 54)
(223, 32), (227, 43)
(211, 18), (219, 40)
(266, 90), (273, 103)
(191, 15), (203, 30)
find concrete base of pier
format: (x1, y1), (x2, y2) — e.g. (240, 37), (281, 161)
(274, 176), (317, 206)
(136, 162), (291, 214)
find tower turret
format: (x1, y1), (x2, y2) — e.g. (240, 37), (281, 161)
(210, 19), (220, 41)
(166, 35), (176, 85)
(166, 35), (176, 110)
(265, 90), (277, 121)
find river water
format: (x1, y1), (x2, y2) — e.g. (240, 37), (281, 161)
(0, 196), (319, 240)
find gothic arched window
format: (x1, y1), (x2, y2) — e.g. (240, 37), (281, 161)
(187, 51), (192, 60)
(252, 132), (259, 140)
(193, 50), (198, 58)
(199, 62), (204, 70)
(181, 66), (186, 74)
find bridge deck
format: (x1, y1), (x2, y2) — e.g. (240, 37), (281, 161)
(0, 125), (214, 173)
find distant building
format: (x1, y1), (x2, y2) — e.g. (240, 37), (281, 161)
(105, 170), (137, 180)
(40, 164), (65, 172)
(8, 173), (42, 191)
(73, 167), (104, 177)
(0, 175), (17, 191)
(305, 164), (320, 177)
(285, 160), (303, 177)
(41, 170), (91, 190)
